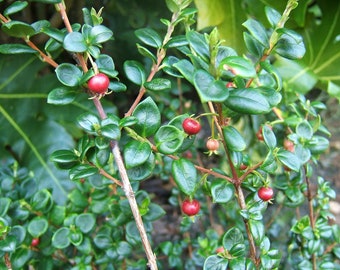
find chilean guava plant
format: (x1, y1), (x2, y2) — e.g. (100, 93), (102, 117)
(0, 0), (339, 269)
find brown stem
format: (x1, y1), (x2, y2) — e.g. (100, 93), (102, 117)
(25, 40), (59, 68)
(4, 253), (12, 270)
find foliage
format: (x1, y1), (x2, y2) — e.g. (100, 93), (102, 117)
(0, 0), (339, 269)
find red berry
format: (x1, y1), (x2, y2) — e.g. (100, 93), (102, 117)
(206, 138), (219, 151)
(284, 139), (295, 152)
(181, 199), (200, 216)
(88, 73), (110, 94)
(182, 118), (201, 135)
(258, 187), (274, 201)
(239, 163), (248, 170)
(31, 238), (40, 247)
(256, 126), (264, 141)
(216, 246), (225, 253)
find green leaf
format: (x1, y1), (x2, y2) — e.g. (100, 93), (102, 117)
(31, 189), (53, 213)
(4, 1), (28, 16)
(265, 6), (281, 27)
(52, 227), (71, 249)
(274, 29), (306, 59)
(242, 18), (269, 48)
(90, 25), (113, 44)
(143, 203), (166, 221)
(193, 69), (229, 102)
(276, 149), (301, 172)
(173, 59), (195, 84)
(77, 113), (100, 134)
(186, 31), (210, 61)
(55, 63), (83, 87)
(172, 158), (199, 196)
(75, 213), (96, 233)
(211, 179), (234, 203)
(1, 20), (35, 38)
(219, 56), (256, 78)
(127, 153), (155, 181)
(135, 28), (162, 48)
(308, 135), (329, 155)
(124, 141), (152, 169)
(28, 217), (48, 238)
(296, 121), (313, 140)
(11, 248), (32, 269)
(30, 0), (61, 3)
(0, 44), (36, 54)
(47, 87), (76, 105)
(109, 81), (127, 92)
(96, 54), (116, 77)
(203, 255), (229, 270)
(69, 164), (98, 180)
(132, 97), (161, 137)
(222, 126), (246, 152)
(224, 88), (270, 114)
(261, 151), (278, 174)
(222, 227), (244, 250)
(165, 35), (188, 48)
(249, 219), (265, 245)
(154, 125), (185, 154)
(63, 32), (87, 52)
(123, 60), (146, 85)
(144, 78), (171, 91)
(49, 205), (66, 226)
(50, 149), (78, 163)
(100, 123), (120, 140)
(263, 125), (276, 149)
(0, 198), (11, 217)
(0, 235), (16, 252)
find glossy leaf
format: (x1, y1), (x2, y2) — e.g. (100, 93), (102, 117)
(222, 126), (246, 152)
(0, 235), (16, 252)
(224, 88), (270, 114)
(274, 29), (306, 60)
(75, 213), (96, 233)
(242, 18), (269, 48)
(154, 125), (185, 154)
(28, 217), (48, 238)
(172, 158), (198, 196)
(296, 121), (313, 140)
(52, 227), (71, 249)
(219, 56), (256, 78)
(263, 125), (276, 149)
(1, 20), (35, 38)
(249, 219), (265, 245)
(186, 31), (210, 61)
(132, 97), (161, 137)
(144, 78), (171, 91)
(123, 60), (146, 85)
(127, 153), (155, 181)
(90, 25), (113, 44)
(276, 149), (301, 172)
(0, 44), (36, 54)
(11, 248), (32, 269)
(203, 255), (229, 270)
(135, 28), (162, 48)
(55, 63), (83, 87)
(100, 123), (120, 140)
(211, 179), (234, 203)
(265, 6), (281, 27)
(222, 227), (244, 250)
(173, 59), (195, 84)
(4, 1), (28, 16)
(193, 69), (229, 102)
(136, 43), (157, 62)
(0, 198), (11, 217)
(124, 140), (152, 169)
(47, 87), (76, 105)
(63, 32), (87, 52)
(96, 54), (116, 77)
(69, 164), (98, 180)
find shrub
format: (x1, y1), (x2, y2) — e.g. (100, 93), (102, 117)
(0, 0), (339, 269)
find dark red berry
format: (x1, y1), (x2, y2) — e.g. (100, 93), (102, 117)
(206, 138), (219, 151)
(31, 238), (40, 247)
(182, 118), (201, 135)
(239, 163), (248, 170)
(258, 187), (274, 201)
(88, 73), (110, 94)
(284, 139), (295, 152)
(181, 199), (200, 216)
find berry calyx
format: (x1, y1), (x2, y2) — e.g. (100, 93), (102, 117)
(181, 199), (200, 216)
(182, 118), (201, 135)
(31, 238), (40, 247)
(87, 73), (110, 94)
(258, 187), (274, 201)
(206, 138), (219, 152)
